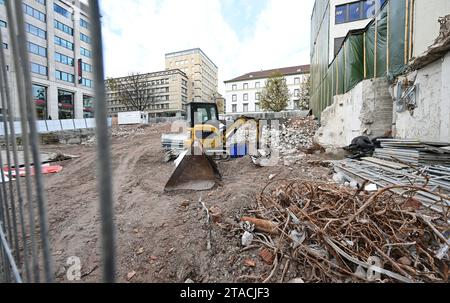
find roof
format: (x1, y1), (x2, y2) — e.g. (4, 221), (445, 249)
(224, 65), (310, 83)
(165, 48), (218, 69)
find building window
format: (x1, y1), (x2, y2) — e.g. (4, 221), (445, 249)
(335, 4), (347, 24)
(80, 47), (92, 58)
(54, 3), (70, 18)
(54, 20), (73, 36)
(82, 62), (93, 73)
(31, 62), (47, 76)
(0, 20), (7, 28)
(55, 52), (74, 66)
(243, 104), (249, 113)
(83, 95), (94, 118)
(23, 4), (46, 22)
(243, 83), (248, 90)
(232, 94), (237, 102)
(25, 23), (46, 39)
(2, 43), (7, 49)
(36, 0), (46, 5)
(232, 104), (237, 113)
(32, 84), (47, 120)
(232, 84), (237, 91)
(243, 93), (248, 101)
(255, 82), (260, 88)
(56, 70), (74, 83)
(364, 0), (386, 18)
(336, 0), (386, 24)
(348, 2), (363, 22)
(255, 103), (260, 112)
(294, 77), (300, 84)
(81, 78), (93, 88)
(80, 19), (89, 29)
(80, 33), (91, 44)
(294, 89), (300, 98)
(255, 93), (260, 100)
(28, 42), (47, 57)
(58, 90), (75, 119)
(55, 36), (74, 50)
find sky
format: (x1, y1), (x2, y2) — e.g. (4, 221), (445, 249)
(99, 0), (315, 95)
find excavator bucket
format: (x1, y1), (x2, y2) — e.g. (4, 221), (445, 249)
(164, 144), (222, 192)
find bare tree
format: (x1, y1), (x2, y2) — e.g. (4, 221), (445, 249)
(106, 73), (155, 111)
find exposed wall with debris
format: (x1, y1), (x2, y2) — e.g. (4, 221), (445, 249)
(315, 78), (392, 147)
(393, 51), (450, 142)
(413, 0), (450, 58)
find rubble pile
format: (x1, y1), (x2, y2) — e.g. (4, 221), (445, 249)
(261, 117), (320, 166)
(111, 126), (147, 138)
(240, 180), (450, 283)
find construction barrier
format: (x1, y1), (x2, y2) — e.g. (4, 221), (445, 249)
(0, 118), (112, 136)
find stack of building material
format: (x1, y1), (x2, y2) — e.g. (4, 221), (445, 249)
(373, 139), (450, 165)
(333, 158), (450, 216)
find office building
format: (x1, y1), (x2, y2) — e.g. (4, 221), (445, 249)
(165, 48), (218, 103)
(0, 0), (95, 120)
(106, 69), (189, 118)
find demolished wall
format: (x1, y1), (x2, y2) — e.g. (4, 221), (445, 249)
(315, 78), (392, 147)
(393, 51), (450, 142)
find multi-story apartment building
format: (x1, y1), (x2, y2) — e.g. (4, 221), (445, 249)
(224, 65), (310, 114)
(106, 69), (189, 118)
(165, 48), (218, 103)
(0, 0), (95, 120)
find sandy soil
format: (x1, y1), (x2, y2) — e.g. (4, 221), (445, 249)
(36, 124), (330, 283)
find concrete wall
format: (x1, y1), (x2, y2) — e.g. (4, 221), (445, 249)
(315, 78), (393, 147)
(393, 51), (450, 142)
(413, 0), (450, 58)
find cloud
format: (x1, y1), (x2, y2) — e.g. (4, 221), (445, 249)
(100, 0), (314, 94)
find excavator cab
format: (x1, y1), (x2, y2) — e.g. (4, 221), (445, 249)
(164, 102), (223, 192)
(184, 102), (222, 151)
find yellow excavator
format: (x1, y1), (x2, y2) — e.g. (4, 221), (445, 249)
(164, 102), (260, 192)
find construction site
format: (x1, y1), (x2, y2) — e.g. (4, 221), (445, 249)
(0, 0), (450, 286)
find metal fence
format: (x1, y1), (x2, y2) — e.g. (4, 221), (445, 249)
(0, 0), (115, 283)
(0, 118), (113, 136)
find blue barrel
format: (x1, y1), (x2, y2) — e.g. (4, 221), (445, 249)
(230, 143), (248, 158)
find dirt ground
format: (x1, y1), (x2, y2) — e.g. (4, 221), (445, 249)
(37, 124), (331, 283)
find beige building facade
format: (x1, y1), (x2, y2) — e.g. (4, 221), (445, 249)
(165, 48), (218, 103)
(106, 69), (189, 118)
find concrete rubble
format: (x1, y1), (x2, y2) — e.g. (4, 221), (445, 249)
(259, 116), (320, 166)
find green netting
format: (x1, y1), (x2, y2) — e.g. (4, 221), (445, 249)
(327, 68), (333, 107)
(345, 35), (364, 91)
(310, 0), (411, 118)
(336, 49), (345, 95)
(376, 10), (388, 77)
(388, 0), (408, 77)
(365, 23), (375, 79)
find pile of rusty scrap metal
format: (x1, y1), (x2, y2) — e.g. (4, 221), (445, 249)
(241, 180), (449, 283)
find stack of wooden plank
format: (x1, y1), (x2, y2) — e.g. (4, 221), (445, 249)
(373, 139), (450, 165)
